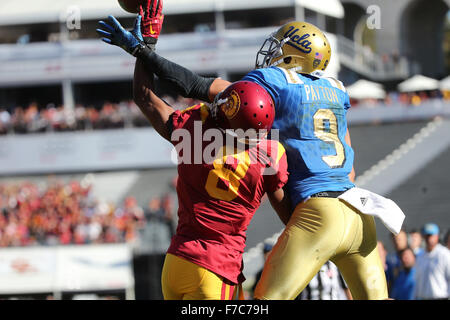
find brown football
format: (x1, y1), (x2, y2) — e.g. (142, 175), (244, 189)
(118, 0), (143, 14)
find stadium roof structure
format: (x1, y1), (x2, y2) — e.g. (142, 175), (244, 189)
(0, 0), (344, 26)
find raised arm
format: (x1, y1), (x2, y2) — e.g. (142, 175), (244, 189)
(133, 58), (174, 141)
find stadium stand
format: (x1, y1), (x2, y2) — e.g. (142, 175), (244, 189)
(384, 145), (450, 251)
(349, 121), (432, 174)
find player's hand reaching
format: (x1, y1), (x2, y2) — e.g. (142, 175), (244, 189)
(139, 0), (164, 48)
(96, 15), (144, 56)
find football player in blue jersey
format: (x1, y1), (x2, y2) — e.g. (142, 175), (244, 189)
(97, 11), (396, 299)
(239, 22), (387, 300)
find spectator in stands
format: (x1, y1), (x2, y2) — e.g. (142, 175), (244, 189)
(0, 108), (11, 134)
(123, 196), (145, 221)
(11, 107), (27, 134)
(86, 106), (100, 129)
(410, 93), (421, 106)
(160, 193), (175, 237)
(408, 229), (424, 257)
(445, 230), (450, 250)
(418, 92), (428, 104)
(398, 92), (410, 105)
(414, 223), (450, 300)
(390, 247), (416, 300)
(251, 241), (274, 299)
(386, 229), (408, 292)
(74, 216), (89, 244)
(391, 50), (400, 72)
(74, 104), (88, 130)
(59, 221), (72, 245)
(296, 261), (352, 300)
(146, 197), (163, 219)
(383, 94), (393, 106)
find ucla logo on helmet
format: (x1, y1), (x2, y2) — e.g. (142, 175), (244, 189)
(284, 25), (312, 54)
(221, 90), (241, 119)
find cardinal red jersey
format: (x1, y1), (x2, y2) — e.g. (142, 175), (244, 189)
(167, 103), (288, 284)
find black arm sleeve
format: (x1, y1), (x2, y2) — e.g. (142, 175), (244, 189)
(135, 46), (216, 102)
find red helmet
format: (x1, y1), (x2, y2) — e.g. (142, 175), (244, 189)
(212, 81), (275, 140)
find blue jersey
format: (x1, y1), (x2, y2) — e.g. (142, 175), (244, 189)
(390, 268), (416, 300)
(242, 67), (355, 207)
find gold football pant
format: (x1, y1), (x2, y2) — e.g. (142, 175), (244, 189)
(254, 197), (388, 300)
(161, 253), (238, 300)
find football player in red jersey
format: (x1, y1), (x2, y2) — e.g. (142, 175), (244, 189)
(98, 2), (291, 298)
(132, 58), (290, 299)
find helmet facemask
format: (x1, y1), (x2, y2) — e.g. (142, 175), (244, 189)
(256, 33), (290, 69)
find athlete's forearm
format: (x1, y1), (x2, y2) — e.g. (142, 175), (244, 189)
(133, 59), (174, 141)
(345, 128), (356, 182)
(349, 166), (356, 183)
(267, 187), (292, 225)
(208, 78), (232, 101)
(135, 46), (217, 102)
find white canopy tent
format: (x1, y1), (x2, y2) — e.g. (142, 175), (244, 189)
(439, 75), (450, 91)
(347, 79), (386, 100)
(297, 0), (344, 18)
(397, 75), (440, 92)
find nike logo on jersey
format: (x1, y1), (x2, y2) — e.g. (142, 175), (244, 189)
(304, 84), (339, 103)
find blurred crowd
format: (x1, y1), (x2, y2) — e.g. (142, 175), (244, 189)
(0, 90), (448, 135)
(0, 96), (202, 135)
(378, 224), (450, 300)
(2, 90), (448, 135)
(350, 89), (447, 107)
(0, 180), (175, 247)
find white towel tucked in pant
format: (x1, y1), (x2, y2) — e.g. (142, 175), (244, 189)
(338, 187), (405, 235)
